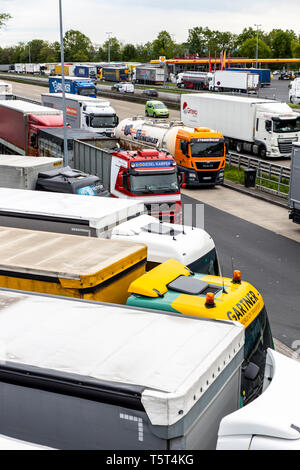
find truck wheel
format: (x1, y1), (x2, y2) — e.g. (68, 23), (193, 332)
(236, 142), (243, 153)
(259, 145), (267, 158)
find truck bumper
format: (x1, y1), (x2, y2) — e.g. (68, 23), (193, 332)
(180, 166), (224, 187)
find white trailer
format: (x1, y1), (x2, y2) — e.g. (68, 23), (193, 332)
(209, 70), (259, 93)
(217, 349), (300, 450)
(289, 142), (300, 223)
(41, 93), (118, 136)
(0, 81), (13, 100)
(0, 189), (219, 275)
(14, 63), (25, 74)
(181, 93), (300, 158)
(289, 78), (300, 105)
(0, 288), (244, 450)
(0, 155), (63, 189)
(25, 63), (40, 75)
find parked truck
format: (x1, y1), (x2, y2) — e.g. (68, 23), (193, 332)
(133, 66), (166, 85)
(0, 226), (147, 305)
(289, 77), (300, 104)
(0, 156), (107, 196)
(41, 93), (118, 136)
(25, 63), (40, 75)
(73, 140), (182, 222)
(208, 70), (259, 93)
(49, 76), (97, 97)
(176, 71), (211, 90)
(289, 142), (300, 223)
(74, 64), (97, 82)
(0, 189), (219, 275)
(100, 66), (129, 82)
(181, 93), (300, 158)
(127, 259), (274, 406)
(217, 348), (300, 450)
(0, 100), (64, 156)
(0, 81), (13, 100)
(116, 117), (225, 186)
(0, 288), (244, 450)
(228, 68), (271, 87)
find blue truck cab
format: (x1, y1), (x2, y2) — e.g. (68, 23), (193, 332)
(228, 68), (271, 87)
(49, 76), (97, 98)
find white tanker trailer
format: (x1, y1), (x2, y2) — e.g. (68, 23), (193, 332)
(116, 117), (226, 187)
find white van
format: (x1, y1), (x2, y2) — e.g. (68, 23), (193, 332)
(289, 78), (300, 104)
(119, 83), (134, 93)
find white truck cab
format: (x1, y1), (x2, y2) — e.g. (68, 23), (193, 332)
(41, 93), (118, 136)
(111, 214), (220, 275)
(217, 349), (300, 450)
(289, 78), (300, 105)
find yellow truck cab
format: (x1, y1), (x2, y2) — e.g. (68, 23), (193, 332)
(127, 259), (274, 405)
(0, 226), (147, 305)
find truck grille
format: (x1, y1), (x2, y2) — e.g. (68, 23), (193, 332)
(278, 139), (298, 154)
(195, 161), (221, 170)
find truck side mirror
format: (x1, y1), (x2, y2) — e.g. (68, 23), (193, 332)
(243, 362), (260, 381)
(265, 120), (272, 132)
(178, 171), (186, 188)
(116, 116), (119, 126)
(30, 133), (37, 148)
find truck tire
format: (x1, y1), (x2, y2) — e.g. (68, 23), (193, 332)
(236, 142), (243, 153)
(259, 145), (267, 158)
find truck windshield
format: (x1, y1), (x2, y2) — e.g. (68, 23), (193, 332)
(242, 305), (274, 404)
(187, 248), (219, 275)
(190, 141), (224, 157)
(90, 115), (117, 128)
(273, 118), (300, 133)
(79, 87), (96, 97)
(130, 172), (179, 194)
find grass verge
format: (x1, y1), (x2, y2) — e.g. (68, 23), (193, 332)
(225, 164), (289, 195)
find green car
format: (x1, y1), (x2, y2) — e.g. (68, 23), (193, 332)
(145, 100), (169, 118)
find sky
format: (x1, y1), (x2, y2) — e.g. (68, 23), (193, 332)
(1, 0), (300, 48)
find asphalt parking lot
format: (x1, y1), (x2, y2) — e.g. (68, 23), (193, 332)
(257, 76), (292, 102)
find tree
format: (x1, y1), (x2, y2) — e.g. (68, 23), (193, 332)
(239, 37), (272, 59)
(267, 29), (296, 58)
(152, 31), (175, 59)
(102, 37), (121, 61)
(63, 30), (94, 61)
(0, 13), (11, 30)
(291, 40), (300, 58)
(122, 43), (137, 62)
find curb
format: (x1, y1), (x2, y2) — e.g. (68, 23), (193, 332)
(223, 179), (288, 209)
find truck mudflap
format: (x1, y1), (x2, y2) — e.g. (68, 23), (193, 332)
(179, 166), (224, 187)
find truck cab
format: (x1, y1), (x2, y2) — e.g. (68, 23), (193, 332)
(127, 259), (274, 405)
(111, 213), (220, 274)
(82, 101), (118, 135)
(254, 103), (300, 158)
(175, 127), (225, 186)
(111, 149), (182, 223)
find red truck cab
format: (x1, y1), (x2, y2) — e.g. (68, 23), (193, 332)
(111, 149), (182, 223)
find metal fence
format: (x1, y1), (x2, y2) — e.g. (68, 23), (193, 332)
(226, 152), (290, 198)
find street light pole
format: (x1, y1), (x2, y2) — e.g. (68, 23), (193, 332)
(254, 24), (262, 68)
(58, 0), (68, 166)
(28, 43), (31, 63)
(106, 32), (112, 63)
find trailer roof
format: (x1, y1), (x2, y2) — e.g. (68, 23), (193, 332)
(41, 93), (106, 104)
(185, 93), (278, 104)
(0, 226), (146, 280)
(0, 100), (62, 114)
(0, 189), (144, 229)
(0, 155), (63, 168)
(0, 289), (244, 425)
